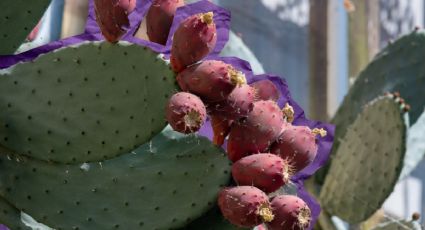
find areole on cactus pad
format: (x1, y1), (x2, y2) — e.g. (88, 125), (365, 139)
(0, 0), (335, 229)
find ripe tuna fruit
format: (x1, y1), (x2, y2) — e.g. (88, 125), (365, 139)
(232, 153), (290, 193)
(94, 0), (130, 43)
(177, 60), (247, 102)
(266, 195), (311, 230)
(208, 85), (256, 145)
(218, 186), (274, 228)
(146, 0), (184, 45)
(270, 125), (327, 173)
(165, 92), (206, 134)
(227, 100), (285, 162)
(251, 80), (280, 102)
(170, 12), (217, 73)
(118, 0), (136, 13)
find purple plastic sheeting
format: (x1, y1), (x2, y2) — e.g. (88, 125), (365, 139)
(0, 0), (334, 230)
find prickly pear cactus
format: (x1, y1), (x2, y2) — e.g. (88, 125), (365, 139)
(0, 127), (230, 229)
(0, 0), (51, 54)
(331, 30), (425, 160)
(320, 96), (407, 224)
(0, 41), (177, 163)
(0, 197), (31, 230)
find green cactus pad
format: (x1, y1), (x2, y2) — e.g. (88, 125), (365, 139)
(220, 31), (265, 74)
(0, 127), (231, 229)
(0, 197), (31, 230)
(320, 96), (407, 224)
(371, 220), (418, 230)
(184, 207), (244, 230)
(0, 41), (177, 163)
(332, 30), (425, 158)
(0, 0), (51, 54)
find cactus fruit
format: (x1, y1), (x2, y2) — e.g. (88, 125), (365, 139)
(0, 0), (51, 55)
(146, 0), (185, 45)
(266, 195), (311, 230)
(170, 12), (217, 72)
(0, 42), (177, 163)
(218, 186), (274, 228)
(118, 0), (136, 13)
(166, 92), (207, 134)
(227, 100), (285, 162)
(320, 95), (407, 223)
(0, 128), (231, 229)
(251, 80), (280, 102)
(231, 153), (290, 193)
(270, 125), (326, 173)
(176, 60), (247, 102)
(94, 0), (130, 43)
(208, 84), (256, 145)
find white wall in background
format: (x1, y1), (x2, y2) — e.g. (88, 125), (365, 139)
(383, 176), (422, 219)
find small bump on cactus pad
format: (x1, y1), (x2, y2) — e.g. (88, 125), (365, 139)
(0, 41), (178, 163)
(0, 127), (231, 229)
(0, 0), (51, 54)
(320, 96), (407, 224)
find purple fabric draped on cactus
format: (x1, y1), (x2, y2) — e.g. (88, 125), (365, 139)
(0, 0), (334, 229)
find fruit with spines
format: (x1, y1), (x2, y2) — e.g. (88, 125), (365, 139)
(146, 0), (185, 45)
(266, 195), (311, 230)
(231, 153), (290, 193)
(170, 12), (217, 72)
(218, 186), (274, 228)
(118, 0), (136, 13)
(227, 100), (285, 162)
(251, 80), (280, 102)
(94, 0), (130, 43)
(176, 60), (247, 102)
(208, 84), (256, 145)
(270, 125), (326, 173)
(166, 92), (206, 134)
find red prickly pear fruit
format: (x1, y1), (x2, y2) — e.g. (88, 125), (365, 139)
(251, 80), (280, 102)
(165, 92), (206, 134)
(270, 125), (327, 173)
(232, 153), (290, 193)
(208, 84), (256, 120)
(176, 60), (247, 102)
(218, 186), (274, 228)
(94, 0), (130, 43)
(118, 0), (136, 13)
(255, 224), (267, 230)
(227, 100), (285, 162)
(210, 113), (232, 146)
(146, 0), (184, 45)
(170, 12), (217, 73)
(266, 195), (311, 230)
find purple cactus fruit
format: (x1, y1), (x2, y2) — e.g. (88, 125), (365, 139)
(251, 80), (280, 102)
(170, 12), (217, 73)
(266, 195), (311, 230)
(218, 186), (274, 228)
(176, 60), (247, 102)
(227, 100), (285, 162)
(94, 0), (130, 43)
(146, 0), (185, 45)
(165, 92), (206, 134)
(118, 0), (136, 13)
(208, 85), (256, 145)
(232, 153), (290, 193)
(270, 125), (327, 173)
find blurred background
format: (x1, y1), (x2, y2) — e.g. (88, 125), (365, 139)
(23, 0), (425, 229)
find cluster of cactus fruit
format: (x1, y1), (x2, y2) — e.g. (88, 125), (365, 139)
(156, 1), (329, 229)
(0, 0), (335, 229)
